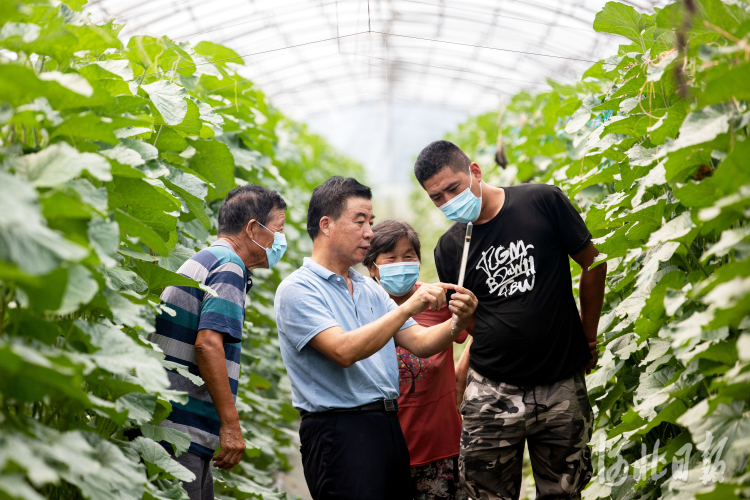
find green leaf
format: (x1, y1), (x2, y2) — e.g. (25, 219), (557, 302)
(593, 2), (654, 44)
(646, 211), (698, 247)
(0, 172), (88, 275)
(88, 218), (120, 268)
(130, 437), (195, 481)
(6, 141), (111, 187)
(140, 424), (191, 456)
(56, 264), (98, 315)
(166, 99), (202, 136)
(187, 139), (235, 199)
(698, 62), (750, 107)
(685, 400), (750, 452)
(51, 113), (118, 144)
(141, 80), (188, 126)
(701, 227), (750, 262)
(104, 288), (155, 332)
(163, 165), (210, 230)
(0, 22), (41, 43)
(74, 320), (171, 393)
(132, 259), (203, 293)
(194, 41), (243, 65)
(0, 473), (45, 500)
(665, 104), (732, 152)
(116, 393), (157, 424)
(115, 209), (171, 256)
(152, 126), (187, 152)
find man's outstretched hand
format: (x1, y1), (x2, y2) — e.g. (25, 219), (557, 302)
(213, 422), (246, 470)
(403, 283), (447, 316)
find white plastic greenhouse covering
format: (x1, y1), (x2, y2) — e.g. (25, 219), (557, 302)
(85, 0), (665, 213)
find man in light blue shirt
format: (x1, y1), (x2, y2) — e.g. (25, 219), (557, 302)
(275, 176), (477, 500)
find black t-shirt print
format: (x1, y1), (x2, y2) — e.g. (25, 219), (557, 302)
(435, 183), (593, 386)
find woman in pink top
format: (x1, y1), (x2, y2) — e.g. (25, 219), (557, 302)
(364, 219), (471, 500)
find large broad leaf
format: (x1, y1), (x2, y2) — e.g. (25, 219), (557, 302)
(187, 139), (235, 199)
(51, 113), (118, 144)
(664, 105), (732, 152)
(115, 209), (171, 256)
(88, 218), (120, 268)
(593, 2), (654, 44)
(701, 227), (750, 262)
(139, 424), (191, 456)
(163, 165), (210, 230)
(104, 288), (155, 332)
(73, 320), (170, 394)
(646, 211), (698, 247)
(56, 264), (98, 315)
(0, 172), (88, 275)
(6, 142), (111, 187)
(130, 437), (195, 481)
(141, 80), (188, 126)
(116, 393), (157, 425)
(0, 65), (91, 109)
(194, 40), (243, 65)
(0, 339), (90, 405)
(108, 177), (181, 213)
(698, 63), (750, 107)
(132, 259), (204, 293)
(38, 71), (93, 98)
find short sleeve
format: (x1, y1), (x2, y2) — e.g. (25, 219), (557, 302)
(548, 186), (592, 256)
(276, 281), (339, 352)
(198, 262), (246, 341)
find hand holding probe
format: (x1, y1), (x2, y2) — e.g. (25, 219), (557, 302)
(450, 222), (473, 336)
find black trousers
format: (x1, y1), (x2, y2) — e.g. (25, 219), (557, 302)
(299, 411), (413, 500)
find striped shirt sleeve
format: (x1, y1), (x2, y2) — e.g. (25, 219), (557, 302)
(198, 258), (246, 341)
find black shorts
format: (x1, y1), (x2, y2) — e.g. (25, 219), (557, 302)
(299, 410), (413, 500)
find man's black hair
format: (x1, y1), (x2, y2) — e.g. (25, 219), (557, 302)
(307, 176), (372, 240)
(363, 219), (421, 269)
(218, 184), (287, 235)
(413, 140), (471, 186)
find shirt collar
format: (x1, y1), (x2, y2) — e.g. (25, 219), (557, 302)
(212, 239), (253, 279)
(303, 257), (364, 283)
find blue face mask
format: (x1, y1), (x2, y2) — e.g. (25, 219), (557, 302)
(375, 262), (420, 296)
(251, 222), (287, 269)
(438, 166), (482, 223)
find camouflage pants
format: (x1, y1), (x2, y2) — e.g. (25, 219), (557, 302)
(459, 368), (593, 500)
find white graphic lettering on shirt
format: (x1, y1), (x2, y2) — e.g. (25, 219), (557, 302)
(475, 239), (536, 297)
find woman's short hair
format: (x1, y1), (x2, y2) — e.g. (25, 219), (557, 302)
(363, 219), (421, 268)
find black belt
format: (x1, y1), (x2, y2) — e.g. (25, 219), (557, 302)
(299, 399), (399, 420)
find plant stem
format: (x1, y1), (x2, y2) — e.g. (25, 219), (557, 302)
(153, 125), (163, 147)
(678, 252), (693, 273)
(682, 242), (709, 278)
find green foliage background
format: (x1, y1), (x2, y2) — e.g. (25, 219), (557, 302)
(0, 1), (362, 499)
(439, 1), (750, 498)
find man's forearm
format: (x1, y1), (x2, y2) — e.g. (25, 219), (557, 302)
(579, 263), (606, 342)
(313, 304), (415, 367)
(195, 330), (239, 426)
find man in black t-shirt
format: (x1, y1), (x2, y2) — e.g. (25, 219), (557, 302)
(414, 140), (606, 499)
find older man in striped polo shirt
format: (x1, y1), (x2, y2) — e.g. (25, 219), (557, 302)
(151, 184), (288, 500)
